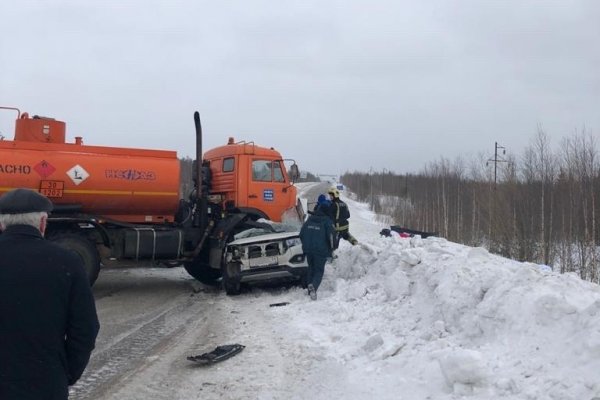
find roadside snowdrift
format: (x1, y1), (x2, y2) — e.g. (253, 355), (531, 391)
(287, 183), (600, 399)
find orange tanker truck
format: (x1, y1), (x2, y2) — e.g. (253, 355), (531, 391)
(0, 107), (306, 294)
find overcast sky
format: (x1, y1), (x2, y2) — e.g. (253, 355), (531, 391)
(1, 1), (598, 176)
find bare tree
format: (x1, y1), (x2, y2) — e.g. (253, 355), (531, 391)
(340, 127), (599, 283)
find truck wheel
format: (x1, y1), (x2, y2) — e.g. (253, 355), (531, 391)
(183, 261), (221, 286)
(49, 234), (101, 286)
(222, 262), (241, 295)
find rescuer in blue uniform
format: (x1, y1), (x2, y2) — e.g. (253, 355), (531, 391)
(312, 193), (335, 222)
(0, 188), (100, 400)
(300, 195), (335, 300)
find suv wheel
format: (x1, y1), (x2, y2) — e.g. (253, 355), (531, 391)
(223, 261), (241, 295)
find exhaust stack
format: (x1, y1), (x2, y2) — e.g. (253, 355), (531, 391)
(193, 111), (208, 230)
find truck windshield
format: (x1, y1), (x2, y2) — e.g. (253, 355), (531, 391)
(252, 160), (285, 182)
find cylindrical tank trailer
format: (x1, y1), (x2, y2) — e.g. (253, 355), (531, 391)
(0, 109), (181, 222)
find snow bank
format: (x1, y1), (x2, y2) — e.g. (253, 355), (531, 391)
(277, 184), (600, 399)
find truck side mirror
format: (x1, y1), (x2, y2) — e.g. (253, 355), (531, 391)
(290, 163), (300, 182)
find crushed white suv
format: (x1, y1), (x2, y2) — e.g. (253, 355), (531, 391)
(222, 223), (308, 295)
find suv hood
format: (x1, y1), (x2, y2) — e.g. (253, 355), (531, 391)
(228, 231), (300, 246)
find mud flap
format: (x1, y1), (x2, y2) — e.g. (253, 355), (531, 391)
(296, 198), (306, 221)
(187, 344), (245, 365)
(281, 198), (305, 225)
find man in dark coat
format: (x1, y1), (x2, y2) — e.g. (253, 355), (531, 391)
(300, 198), (335, 300)
(327, 187), (358, 248)
(0, 188), (100, 400)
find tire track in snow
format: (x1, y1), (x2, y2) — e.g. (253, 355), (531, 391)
(69, 276), (211, 399)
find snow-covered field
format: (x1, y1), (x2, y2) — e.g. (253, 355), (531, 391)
(76, 182), (600, 399)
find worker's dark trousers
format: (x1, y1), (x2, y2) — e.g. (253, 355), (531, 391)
(334, 228), (358, 249)
(306, 254), (327, 291)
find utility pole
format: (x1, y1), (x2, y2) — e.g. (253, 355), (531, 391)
(381, 168), (388, 197)
(369, 167), (374, 211)
(487, 142), (508, 188)
(486, 142), (508, 250)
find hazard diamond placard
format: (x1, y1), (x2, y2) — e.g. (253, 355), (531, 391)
(66, 164), (90, 186)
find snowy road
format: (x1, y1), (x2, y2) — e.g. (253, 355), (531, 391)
(72, 265), (342, 400)
(69, 183), (334, 400)
(70, 267), (209, 399)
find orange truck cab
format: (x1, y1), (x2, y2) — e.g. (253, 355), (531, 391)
(205, 137), (298, 222)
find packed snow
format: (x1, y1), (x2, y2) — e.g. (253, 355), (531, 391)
(82, 182), (600, 399)
(278, 183), (600, 399)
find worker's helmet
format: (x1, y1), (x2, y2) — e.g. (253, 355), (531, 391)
(317, 194), (329, 206)
(328, 187), (340, 199)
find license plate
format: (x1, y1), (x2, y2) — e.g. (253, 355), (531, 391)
(249, 256), (278, 268)
(39, 180), (65, 198)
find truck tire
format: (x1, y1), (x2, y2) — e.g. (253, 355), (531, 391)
(183, 261), (221, 286)
(222, 261), (241, 295)
(49, 233), (101, 286)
